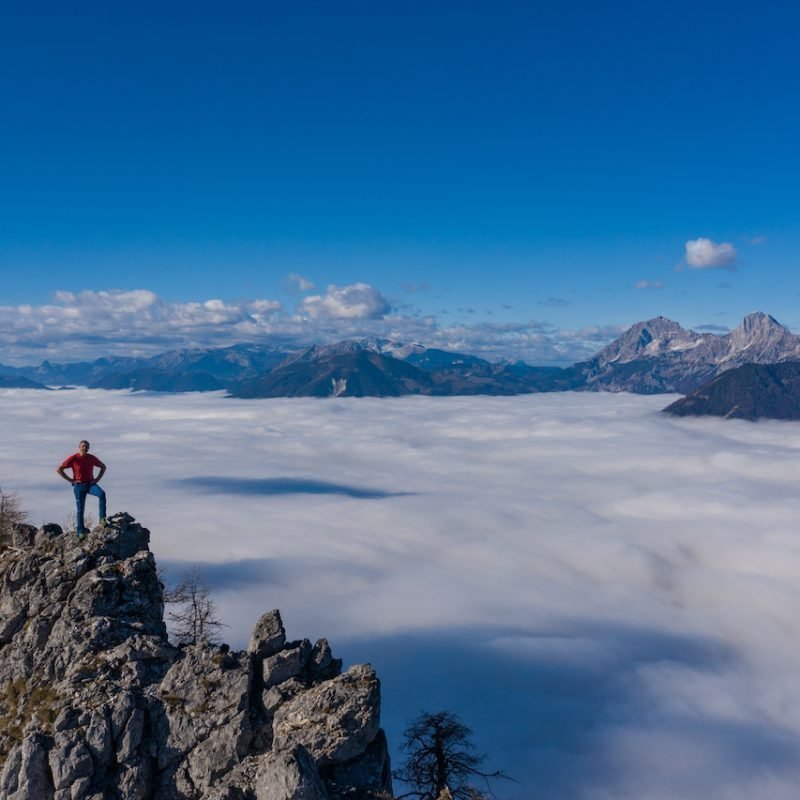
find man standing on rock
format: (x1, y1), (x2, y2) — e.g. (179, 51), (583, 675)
(57, 440), (107, 539)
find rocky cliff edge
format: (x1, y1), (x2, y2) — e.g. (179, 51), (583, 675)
(0, 514), (392, 800)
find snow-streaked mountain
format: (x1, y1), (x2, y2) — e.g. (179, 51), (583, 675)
(724, 312), (800, 363)
(591, 316), (705, 364)
(275, 338), (425, 369)
(573, 312), (800, 393)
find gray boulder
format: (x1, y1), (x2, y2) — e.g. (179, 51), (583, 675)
(272, 664), (382, 766)
(255, 746), (328, 800)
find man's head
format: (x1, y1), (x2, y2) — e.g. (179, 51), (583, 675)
(79, 440), (90, 455)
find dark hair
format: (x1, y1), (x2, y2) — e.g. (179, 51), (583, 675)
(79, 440), (90, 447)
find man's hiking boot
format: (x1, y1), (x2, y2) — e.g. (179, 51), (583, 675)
(99, 517), (108, 526)
(76, 529), (89, 541)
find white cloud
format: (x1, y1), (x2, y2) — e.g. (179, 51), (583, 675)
(0, 290), (286, 363)
(285, 273), (315, 292)
(0, 285), (625, 366)
(297, 283), (391, 320)
(53, 289), (161, 313)
(684, 238), (737, 270)
(7, 390), (800, 798)
(635, 280), (664, 289)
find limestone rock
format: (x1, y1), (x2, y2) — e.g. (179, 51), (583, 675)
(264, 639), (312, 687)
(255, 746), (328, 800)
(272, 664), (382, 766)
(249, 609), (287, 658)
(0, 516), (392, 799)
(0, 731), (54, 799)
(320, 730), (393, 800)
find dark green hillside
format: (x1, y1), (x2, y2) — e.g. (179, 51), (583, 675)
(663, 362), (800, 421)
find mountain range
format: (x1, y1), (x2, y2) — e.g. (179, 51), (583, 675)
(2, 312), (799, 404)
(570, 312), (800, 393)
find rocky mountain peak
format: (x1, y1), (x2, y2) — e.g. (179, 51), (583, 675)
(641, 315), (685, 333)
(0, 516), (391, 800)
(592, 316), (693, 364)
(731, 311), (785, 340)
(726, 311), (799, 361)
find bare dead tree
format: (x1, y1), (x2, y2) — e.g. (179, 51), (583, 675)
(0, 486), (27, 547)
(394, 710), (513, 800)
(165, 565), (225, 645)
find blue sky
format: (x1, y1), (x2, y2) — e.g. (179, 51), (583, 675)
(1, 1), (799, 363)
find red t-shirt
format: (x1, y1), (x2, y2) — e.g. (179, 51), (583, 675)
(60, 453), (104, 484)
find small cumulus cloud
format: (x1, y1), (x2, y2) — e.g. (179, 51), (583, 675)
(297, 283), (391, 319)
(284, 273), (315, 292)
(683, 238), (737, 270)
(297, 283), (390, 320)
(634, 280), (664, 290)
(539, 297), (570, 307)
(744, 235), (767, 245)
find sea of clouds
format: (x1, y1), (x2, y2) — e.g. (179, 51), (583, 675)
(4, 388), (800, 799)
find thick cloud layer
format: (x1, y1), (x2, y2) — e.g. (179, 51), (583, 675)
(6, 389), (800, 798)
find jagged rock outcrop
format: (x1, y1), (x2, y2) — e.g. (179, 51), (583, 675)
(0, 514), (392, 799)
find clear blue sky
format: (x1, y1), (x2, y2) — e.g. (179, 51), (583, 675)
(1, 0), (799, 362)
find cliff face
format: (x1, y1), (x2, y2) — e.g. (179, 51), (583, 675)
(0, 515), (392, 800)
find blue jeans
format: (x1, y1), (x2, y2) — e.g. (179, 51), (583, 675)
(73, 483), (106, 531)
